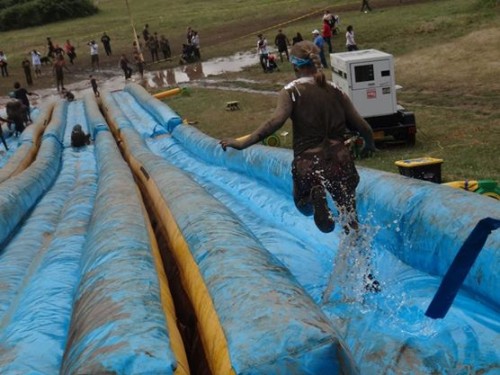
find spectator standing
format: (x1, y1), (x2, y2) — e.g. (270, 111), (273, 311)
(89, 75), (100, 97)
(361, 0), (372, 12)
(274, 29), (290, 62)
(89, 40), (99, 71)
(13, 81), (36, 122)
(159, 35), (171, 59)
(31, 50), (42, 77)
(192, 31), (201, 60)
(186, 27), (194, 44)
(346, 25), (358, 51)
(64, 40), (77, 64)
(53, 54), (69, 92)
(21, 58), (33, 86)
(133, 49), (145, 79)
(0, 51), (8, 77)
(142, 24), (150, 42)
(119, 54), (133, 79)
(101, 32), (112, 56)
(256, 34), (269, 73)
(53, 44), (64, 58)
(147, 35), (159, 62)
(322, 20), (333, 54)
(292, 32), (303, 45)
(312, 30), (328, 68)
(47, 37), (55, 58)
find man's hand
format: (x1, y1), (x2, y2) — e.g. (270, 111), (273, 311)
(219, 138), (243, 151)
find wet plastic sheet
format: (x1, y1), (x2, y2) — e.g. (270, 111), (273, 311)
(106, 90), (357, 374)
(61, 94), (182, 375)
(0, 102), (66, 247)
(0, 100), (97, 374)
(0, 103), (54, 184)
(124, 83), (182, 133)
(118, 93), (499, 373)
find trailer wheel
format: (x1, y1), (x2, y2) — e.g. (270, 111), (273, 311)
(406, 131), (416, 146)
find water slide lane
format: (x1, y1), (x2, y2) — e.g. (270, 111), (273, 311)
(0, 100), (98, 374)
(115, 84), (500, 374)
(103, 91), (356, 374)
(60, 95), (188, 374)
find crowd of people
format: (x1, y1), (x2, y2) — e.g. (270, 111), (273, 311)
(0, 5), (368, 150)
(256, 7), (365, 72)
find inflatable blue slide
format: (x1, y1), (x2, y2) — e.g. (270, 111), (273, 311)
(0, 82), (497, 374)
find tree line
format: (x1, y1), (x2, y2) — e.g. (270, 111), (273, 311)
(0, 0), (98, 31)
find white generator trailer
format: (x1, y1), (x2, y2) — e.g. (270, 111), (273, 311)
(330, 49), (416, 145)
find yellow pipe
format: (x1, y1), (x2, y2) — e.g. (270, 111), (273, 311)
(154, 87), (182, 100)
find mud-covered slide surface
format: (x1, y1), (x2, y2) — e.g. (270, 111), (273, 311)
(104, 84), (499, 374)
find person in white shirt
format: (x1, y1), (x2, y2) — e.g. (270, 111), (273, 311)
(345, 25), (358, 51)
(0, 51), (8, 77)
(31, 50), (42, 77)
(192, 31), (201, 60)
(89, 40), (99, 71)
(257, 34), (269, 72)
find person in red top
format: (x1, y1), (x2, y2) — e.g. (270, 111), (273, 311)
(322, 20), (333, 54)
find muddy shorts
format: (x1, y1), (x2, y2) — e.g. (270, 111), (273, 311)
(291, 141), (359, 215)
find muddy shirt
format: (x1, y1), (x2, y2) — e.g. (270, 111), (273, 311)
(248, 77), (374, 156)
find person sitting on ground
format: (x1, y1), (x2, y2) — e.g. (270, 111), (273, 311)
(220, 40), (376, 235)
(71, 124), (91, 147)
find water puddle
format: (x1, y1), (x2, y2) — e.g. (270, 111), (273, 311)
(0, 51), (260, 107)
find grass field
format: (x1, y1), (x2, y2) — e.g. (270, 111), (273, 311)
(1, 0), (499, 182)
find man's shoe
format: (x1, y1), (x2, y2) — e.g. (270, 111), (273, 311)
(311, 186), (335, 233)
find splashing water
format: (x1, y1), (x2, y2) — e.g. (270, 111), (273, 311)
(322, 221), (380, 305)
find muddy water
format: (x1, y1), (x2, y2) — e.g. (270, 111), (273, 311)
(0, 51), (260, 108)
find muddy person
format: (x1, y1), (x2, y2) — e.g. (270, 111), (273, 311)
(274, 29), (290, 62)
(101, 32), (112, 56)
(220, 40), (375, 236)
(21, 57), (33, 86)
(89, 75), (100, 97)
(119, 54), (133, 79)
(64, 39), (77, 64)
(13, 81), (37, 122)
(53, 54), (70, 92)
(71, 124), (91, 148)
(159, 35), (171, 59)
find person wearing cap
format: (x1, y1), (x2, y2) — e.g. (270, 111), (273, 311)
(220, 40), (376, 235)
(71, 124), (91, 148)
(311, 29), (328, 68)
